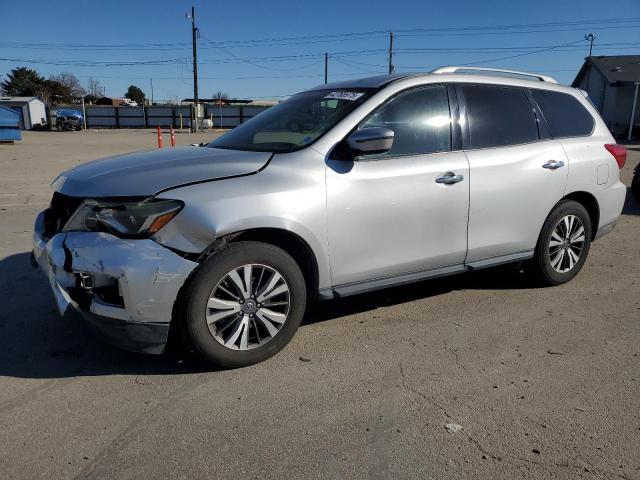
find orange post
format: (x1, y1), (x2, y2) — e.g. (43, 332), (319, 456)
(170, 126), (176, 147)
(156, 126), (163, 148)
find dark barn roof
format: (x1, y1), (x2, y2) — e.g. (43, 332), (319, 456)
(572, 55), (640, 86)
(181, 98), (254, 104)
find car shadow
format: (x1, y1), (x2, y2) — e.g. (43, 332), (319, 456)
(623, 187), (639, 216)
(0, 251), (535, 379)
(303, 263), (534, 326)
(0, 252), (210, 379)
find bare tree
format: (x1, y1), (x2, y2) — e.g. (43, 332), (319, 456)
(52, 72), (85, 95)
(87, 77), (102, 97)
(48, 72), (86, 103)
(212, 90), (229, 101)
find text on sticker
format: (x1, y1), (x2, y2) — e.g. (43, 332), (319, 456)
(324, 91), (365, 101)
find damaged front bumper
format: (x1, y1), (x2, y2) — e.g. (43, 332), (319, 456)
(32, 211), (198, 354)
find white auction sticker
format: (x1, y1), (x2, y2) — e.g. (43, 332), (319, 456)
(324, 91), (364, 101)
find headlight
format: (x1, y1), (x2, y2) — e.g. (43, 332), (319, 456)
(63, 199), (183, 238)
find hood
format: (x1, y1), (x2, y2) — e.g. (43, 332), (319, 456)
(52, 146), (272, 197)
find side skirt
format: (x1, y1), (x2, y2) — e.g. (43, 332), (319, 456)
(318, 250), (534, 299)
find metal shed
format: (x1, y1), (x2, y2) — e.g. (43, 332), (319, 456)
(0, 96), (47, 130)
(0, 106), (21, 141)
(572, 55), (640, 140)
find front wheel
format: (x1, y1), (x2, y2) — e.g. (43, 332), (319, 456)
(181, 241), (307, 368)
(525, 200), (592, 286)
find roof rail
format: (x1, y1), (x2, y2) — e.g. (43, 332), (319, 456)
(430, 66), (558, 84)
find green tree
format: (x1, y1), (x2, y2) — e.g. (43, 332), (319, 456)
(1, 67), (45, 96)
(125, 85), (145, 105)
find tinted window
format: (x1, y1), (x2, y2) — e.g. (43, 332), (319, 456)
(463, 85), (538, 149)
(531, 89), (594, 138)
(361, 85), (451, 157)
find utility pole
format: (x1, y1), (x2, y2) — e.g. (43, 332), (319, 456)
(150, 78), (154, 105)
(585, 33), (595, 57)
(81, 95), (87, 130)
(190, 5), (199, 132)
(388, 31), (395, 74)
(324, 53), (328, 84)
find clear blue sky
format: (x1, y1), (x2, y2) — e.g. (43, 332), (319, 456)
(1, 0), (639, 101)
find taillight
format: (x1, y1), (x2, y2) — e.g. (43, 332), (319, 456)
(605, 144), (627, 169)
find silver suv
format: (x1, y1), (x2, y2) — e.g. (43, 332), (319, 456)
(33, 67), (627, 367)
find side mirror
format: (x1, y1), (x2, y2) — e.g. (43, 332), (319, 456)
(346, 127), (394, 155)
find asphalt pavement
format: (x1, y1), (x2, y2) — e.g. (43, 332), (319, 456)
(1, 130), (638, 479)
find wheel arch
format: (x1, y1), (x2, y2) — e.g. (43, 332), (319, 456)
(209, 227), (321, 298)
(561, 191), (600, 240)
(168, 226), (322, 354)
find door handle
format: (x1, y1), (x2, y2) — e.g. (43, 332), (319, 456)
(542, 160), (565, 170)
(436, 172), (464, 185)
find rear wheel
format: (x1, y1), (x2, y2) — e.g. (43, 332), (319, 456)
(526, 200), (592, 286)
(632, 172), (640, 202)
(181, 241), (306, 368)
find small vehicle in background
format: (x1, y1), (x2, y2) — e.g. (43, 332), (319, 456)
(55, 109), (84, 131)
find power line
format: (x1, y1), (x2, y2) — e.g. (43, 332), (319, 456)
(437, 39), (589, 67)
(0, 57), (189, 66)
(395, 41), (640, 52)
(333, 57), (382, 74)
(397, 24), (640, 39)
(5, 40), (637, 69)
(1, 17), (638, 51)
(197, 17), (640, 46)
(199, 31), (320, 72)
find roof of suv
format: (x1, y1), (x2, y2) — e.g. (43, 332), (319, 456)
(312, 68), (566, 92)
(311, 73), (420, 90)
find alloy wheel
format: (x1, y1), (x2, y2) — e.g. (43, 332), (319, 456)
(548, 214), (586, 273)
(205, 264), (290, 350)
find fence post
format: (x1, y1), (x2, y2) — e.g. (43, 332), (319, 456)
(115, 106), (120, 129)
(172, 107), (176, 130)
(239, 106), (244, 125)
(143, 105), (148, 128)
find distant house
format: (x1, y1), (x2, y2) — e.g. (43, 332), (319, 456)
(95, 97), (126, 106)
(572, 55), (640, 140)
(0, 96), (47, 130)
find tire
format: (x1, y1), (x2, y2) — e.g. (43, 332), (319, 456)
(525, 200), (592, 286)
(180, 241), (307, 368)
(632, 172), (640, 202)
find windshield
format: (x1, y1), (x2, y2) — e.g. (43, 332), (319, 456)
(207, 88), (374, 153)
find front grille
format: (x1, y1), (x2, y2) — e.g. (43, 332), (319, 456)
(43, 192), (85, 238)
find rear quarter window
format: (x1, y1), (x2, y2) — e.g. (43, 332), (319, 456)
(462, 85), (539, 149)
(530, 89), (594, 138)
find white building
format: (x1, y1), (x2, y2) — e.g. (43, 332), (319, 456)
(0, 96), (47, 130)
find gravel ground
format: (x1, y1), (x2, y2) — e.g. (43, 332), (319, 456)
(0, 130), (639, 480)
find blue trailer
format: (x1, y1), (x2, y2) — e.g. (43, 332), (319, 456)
(0, 106), (21, 142)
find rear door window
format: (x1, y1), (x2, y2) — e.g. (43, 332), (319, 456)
(530, 89), (594, 138)
(462, 85), (539, 149)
